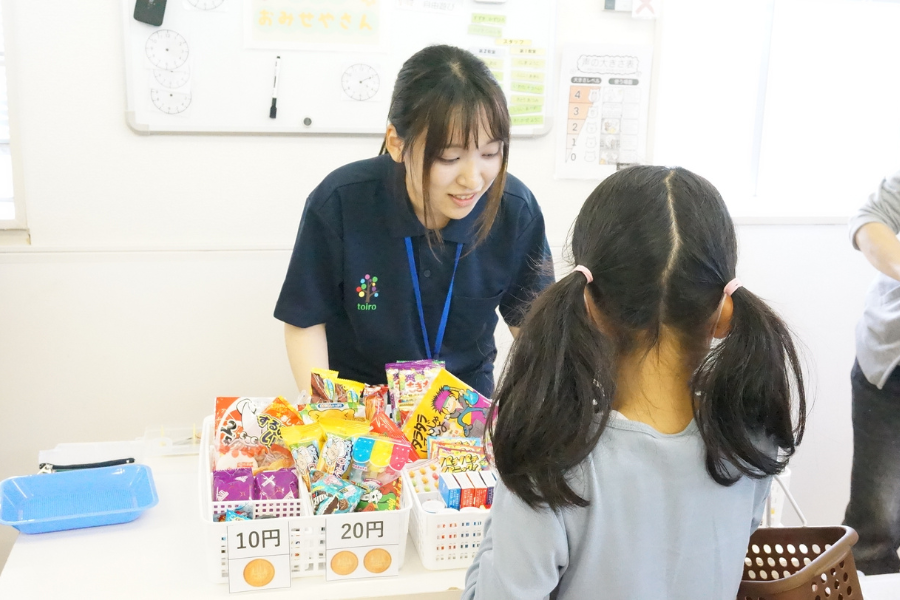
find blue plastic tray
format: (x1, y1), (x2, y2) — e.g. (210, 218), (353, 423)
(0, 464), (159, 534)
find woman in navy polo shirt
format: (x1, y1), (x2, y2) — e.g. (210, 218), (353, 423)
(274, 45), (553, 398)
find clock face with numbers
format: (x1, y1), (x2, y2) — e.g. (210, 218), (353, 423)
(341, 64), (380, 101)
(150, 89), (192, 114)
(187, 0), (225, 9)
(153, 67), (190, 89)
(145, 30), (190, 71)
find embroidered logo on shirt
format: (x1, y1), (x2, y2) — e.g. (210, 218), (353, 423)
(356, 274), (379, 311)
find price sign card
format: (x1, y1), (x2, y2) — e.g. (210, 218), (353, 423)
(227, 521), (291, 593)
(325, 512), (401, 580)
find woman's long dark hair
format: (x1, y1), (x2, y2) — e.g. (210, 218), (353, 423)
(489, 166), (807, 510)
(380, 45), (510, 245)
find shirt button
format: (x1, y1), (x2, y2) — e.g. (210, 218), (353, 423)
(423, 269), (432, 278)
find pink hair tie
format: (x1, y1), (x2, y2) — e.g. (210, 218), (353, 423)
(574, 265), (593, 284)
(724, 278), (743, 296)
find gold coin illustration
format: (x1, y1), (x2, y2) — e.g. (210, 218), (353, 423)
(331, 550), (359, 575)
(364, 548), (392, 574)
(243, 558), (275, 587)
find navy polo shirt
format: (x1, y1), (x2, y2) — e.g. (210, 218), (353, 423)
(274, 153), (553, 397)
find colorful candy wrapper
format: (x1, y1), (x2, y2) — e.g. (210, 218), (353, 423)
(347, 435), (409, 485)
(427, 436), (481, 458)
(215, 396), (284, 451)
(310, 368), (340, 399)
(253, 468), (300, 500)
(357, 478), (403, 512)
(281, 422), (324, 491)
(212, 468), (254, 502)
(261, 396), (304, 428)
(309, 470), (364, 515)
(363, 384), (389, 421)
(433, 443), (488, 473)
(253, 444), (295, 475)
(401, 369), (491, 459)
(315, 418), (371, 478)
(225, 508), (251, 521)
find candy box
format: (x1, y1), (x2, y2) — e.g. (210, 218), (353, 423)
(466, 472), (488, 508)
(480, 470), (497, 508)
(438, 473), (460, 510)
(401, 370), (492, 459)
(454, 472), (475, 509)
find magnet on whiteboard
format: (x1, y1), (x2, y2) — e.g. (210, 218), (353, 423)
(303, 118), (312, 126)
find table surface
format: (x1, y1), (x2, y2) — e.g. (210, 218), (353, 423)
(1, 454), (899, 599)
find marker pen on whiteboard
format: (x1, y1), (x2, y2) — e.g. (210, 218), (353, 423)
(269, 56), (281, 119)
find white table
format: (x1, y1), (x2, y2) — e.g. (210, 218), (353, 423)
(0, 455), (468, 599)
(1, 454), (899, 599)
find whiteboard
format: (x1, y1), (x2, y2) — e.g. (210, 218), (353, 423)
(121, 0), (556, 136)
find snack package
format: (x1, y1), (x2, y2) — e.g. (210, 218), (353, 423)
(315, 418), (371, 478)
(427, 436), (481, 459)
(309, 470), (364, 515)
(406, 459), (441, 495)
(252, 443), (295, 475)
(401, 369), (492, 459)
(310, 368), (365, 406)
(300, 402), (361, 424)
(215, 438), (263, 471)
(281, 422), (325, 491)
(215, 396), (284, 451)
(260, 396), (304, 428)
(212, 468), (254, 502)
(356, 477), (402, 512)
(395, 361), (444, 426)
(363, 384), (389, 421)
(433, 443), (488, 473)
(223, 506), (252, 522)
(309, 368), (340, 398)
(254, 468), (300, 500)
(371, 412), (418, 463)
(346, 435), (409, 486)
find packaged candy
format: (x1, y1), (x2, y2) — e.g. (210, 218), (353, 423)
(371, 412), (418, 463)
(427, 436), (481, 458)
(260, 396), (304, 428)
(405, 459), (441, 494)
(225, 508), (251, 521)
(309, 470), (364, 515)
(356, 477), (402, 512)
(212, 468), (254, 502)
(401, 369), (492, 459)
(300, 402), (360, 424)
(253, 468), (300, 500)
(432, 443), (488, 473)
(253, 444), (295, 475)
(281, 422), (324, 491)
(215, 438), (262, 471)
(363, 384), (389, 421)
(347, 435), (409, 486)
(215, 396), (284, 451)
(315, 418), (371, 478)
(310, 368), (340, 398)
(310, 368), (365, 405)
(395, 361), (444, 425)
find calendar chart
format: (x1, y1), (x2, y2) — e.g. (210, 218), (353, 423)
(555, 44), (652, 180)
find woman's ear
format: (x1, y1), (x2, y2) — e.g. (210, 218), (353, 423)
(384, 124), (405, 163)
(712, 295), (734, 339)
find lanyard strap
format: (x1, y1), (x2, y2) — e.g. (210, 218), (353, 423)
(404, 237), (463, 360)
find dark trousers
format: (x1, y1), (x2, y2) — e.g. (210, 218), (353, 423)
(844, 359), (900, 574)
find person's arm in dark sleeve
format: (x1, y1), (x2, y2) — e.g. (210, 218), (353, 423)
(499, 211), (554, 337)
(275, 196), (344, 391)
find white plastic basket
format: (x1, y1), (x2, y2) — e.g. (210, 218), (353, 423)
(198, 415), (411, 583)
(404, 468), (491, 570)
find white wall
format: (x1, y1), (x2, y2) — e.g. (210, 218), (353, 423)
(0, 0), (876, 573)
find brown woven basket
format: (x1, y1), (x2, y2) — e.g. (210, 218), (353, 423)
(738, 526), (861, 600)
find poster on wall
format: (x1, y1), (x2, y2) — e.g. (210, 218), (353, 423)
(554, 44), (652, 180)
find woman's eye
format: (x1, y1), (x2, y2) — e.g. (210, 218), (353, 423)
(483, 151), (500, 158)
(438, 157), (459, 163)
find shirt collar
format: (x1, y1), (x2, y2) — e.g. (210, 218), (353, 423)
(380, 154), (485, 245)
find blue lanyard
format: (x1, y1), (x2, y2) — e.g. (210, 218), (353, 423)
(404, 237), (463, 360)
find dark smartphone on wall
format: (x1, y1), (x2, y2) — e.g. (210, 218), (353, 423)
(134, 0), (167, 27)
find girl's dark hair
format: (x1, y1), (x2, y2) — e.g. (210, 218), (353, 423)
(380, 45), (510, 245)
(490, 166), (807, 510)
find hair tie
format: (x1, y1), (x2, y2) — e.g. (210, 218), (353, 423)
(573, 265), (593, 284)
(724, 278), (743, 296)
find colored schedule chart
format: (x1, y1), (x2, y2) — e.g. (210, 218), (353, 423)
(467, 11), (550, 135)
(555, 44), (652, 180)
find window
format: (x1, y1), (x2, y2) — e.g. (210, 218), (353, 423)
(654, 0), (900, 220)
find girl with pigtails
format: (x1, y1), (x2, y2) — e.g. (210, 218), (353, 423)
(463, 166), (807, 600)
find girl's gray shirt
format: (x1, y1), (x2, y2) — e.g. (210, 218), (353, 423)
(462, 413), (771, 600)
(848, 170), (900, 389)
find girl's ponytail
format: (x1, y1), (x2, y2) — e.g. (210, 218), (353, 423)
(692, 286), (807, 485)
(488, 271), (614, 510)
